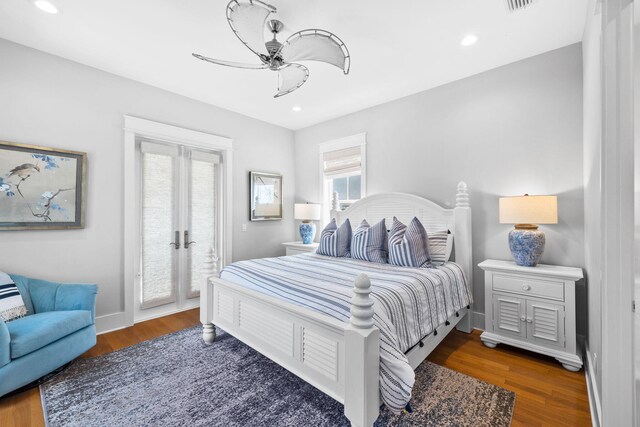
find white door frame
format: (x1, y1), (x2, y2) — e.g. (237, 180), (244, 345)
(123, 116), (233, 326)
(600, 1), (635, 426)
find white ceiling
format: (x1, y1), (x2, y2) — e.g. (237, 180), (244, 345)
(0, 0), (587, 130)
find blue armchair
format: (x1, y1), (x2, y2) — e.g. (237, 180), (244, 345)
(0, 274), (97, 397)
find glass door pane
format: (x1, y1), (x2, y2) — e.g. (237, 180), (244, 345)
(186, 149), (219, 299)
(140, 142), (179, 309)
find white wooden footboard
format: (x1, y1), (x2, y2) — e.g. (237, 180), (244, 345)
(200, 248), (380, 427)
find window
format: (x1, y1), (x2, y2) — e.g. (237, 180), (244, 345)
(330, 174), (361, 209)
(319, 133), (366, 221)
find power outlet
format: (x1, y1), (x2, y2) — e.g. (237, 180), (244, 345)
(242, 223), (247, 232)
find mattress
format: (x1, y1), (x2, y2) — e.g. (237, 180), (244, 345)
(220, 252), (472, 412)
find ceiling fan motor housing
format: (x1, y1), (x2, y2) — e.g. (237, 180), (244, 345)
(265, 38), (282, 56)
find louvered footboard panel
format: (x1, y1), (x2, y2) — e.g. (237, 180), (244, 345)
(212, 282), (346, 403)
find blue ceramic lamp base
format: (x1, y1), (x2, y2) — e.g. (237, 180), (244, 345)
(299, 222), (316, 244)
(508, 225), (545, 267)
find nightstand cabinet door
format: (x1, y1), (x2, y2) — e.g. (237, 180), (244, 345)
(527, 300), (565, 348)
(493, 295), (527, 339)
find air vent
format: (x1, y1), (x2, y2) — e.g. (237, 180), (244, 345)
(506, 0), (536, 12)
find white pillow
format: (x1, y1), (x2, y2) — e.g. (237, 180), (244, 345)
(428, 230), (453, 265)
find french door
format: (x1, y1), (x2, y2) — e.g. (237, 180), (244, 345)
(134, 140), (220, 321)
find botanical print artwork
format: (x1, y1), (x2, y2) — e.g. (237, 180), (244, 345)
(0, 142), (85, 229)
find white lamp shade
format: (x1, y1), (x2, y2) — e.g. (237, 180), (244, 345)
(294, 203), (321, 221)
(499, 195), (558, 225)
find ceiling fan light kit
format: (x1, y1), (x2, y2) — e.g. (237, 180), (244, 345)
(193, 0), (350, 98)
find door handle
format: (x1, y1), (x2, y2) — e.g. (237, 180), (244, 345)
(169, 230), (180, 249)
(184, 230), (196, 249)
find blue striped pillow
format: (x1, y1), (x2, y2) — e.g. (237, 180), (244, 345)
(317, 218), (352, 257)
(350, 219), (388, 263)
(388, 217), (432, 268)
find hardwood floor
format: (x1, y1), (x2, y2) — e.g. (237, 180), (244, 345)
(0, 309), (591, 426)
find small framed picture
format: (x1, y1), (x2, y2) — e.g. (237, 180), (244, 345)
(250, 171), (282, 221)
(0, 141), (87, 230)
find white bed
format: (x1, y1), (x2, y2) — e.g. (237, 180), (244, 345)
(199, 182), (473, 427)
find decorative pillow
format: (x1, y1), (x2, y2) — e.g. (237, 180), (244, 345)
(350, 219), (388, 263)
(0, 272), (27, 322)
(428, 230), (452, 265)
(317, 218), (352, 257)
(388, 217), (432, 268)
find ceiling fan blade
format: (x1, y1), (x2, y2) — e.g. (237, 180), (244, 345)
(278, 29), (350, 74)
(192, 54), (269, 69)
(275, 63), (309, 98)
(226, 0), (275, 60)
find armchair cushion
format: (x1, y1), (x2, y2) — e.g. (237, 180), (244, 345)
(55, 284), (98, 322)
(7, 310), (92, 359)
(8, 275), (98, 321)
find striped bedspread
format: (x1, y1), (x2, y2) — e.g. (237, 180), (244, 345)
(220, 253), (472, 413)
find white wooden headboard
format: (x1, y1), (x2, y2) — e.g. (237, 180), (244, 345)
(330, 182), (473, 291)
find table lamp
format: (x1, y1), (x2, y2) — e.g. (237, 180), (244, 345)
(294, 203), (321, 244)
(499, 194), (558, 267)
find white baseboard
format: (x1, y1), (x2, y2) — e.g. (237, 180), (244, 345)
(472, 311), (485, 330)
(585, 344), (602, 427)
(95, 312), (130, 335)
(95, 304), (199, 335)
(134, 303), (199, 324)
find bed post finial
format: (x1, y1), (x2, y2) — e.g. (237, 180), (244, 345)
(331, 191), (341, 212)
(350, 273), (375, 329)
(202, 246), (219, 278)
(456, 181), (469, 208)
(201, 246), (219, 344)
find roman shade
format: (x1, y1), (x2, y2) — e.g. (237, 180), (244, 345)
(322, 146), (361, 177)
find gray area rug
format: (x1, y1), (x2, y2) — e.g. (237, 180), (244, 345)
(41, 327), (515, 426)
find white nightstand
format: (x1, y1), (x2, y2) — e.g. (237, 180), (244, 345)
(478, 259), (584, 371)
(282, 241), (319, 256)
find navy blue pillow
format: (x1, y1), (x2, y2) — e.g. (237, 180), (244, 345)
(317, 218), (352, 257)
(350, 219), (388, 263)
(388, 217), (432, 268)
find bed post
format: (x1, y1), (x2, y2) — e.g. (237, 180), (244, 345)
(201, 246), (218, 344)
(330, 190), (341, 222)
(454, 181), (473, 333)
(344, 273), (380, 427)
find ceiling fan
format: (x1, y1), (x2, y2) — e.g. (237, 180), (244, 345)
(192, 0), (350, 98)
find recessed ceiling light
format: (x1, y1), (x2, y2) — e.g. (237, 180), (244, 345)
(460, 34), (478, 47)
(34, 0), (59, 14)
(292, 106), (302, 112)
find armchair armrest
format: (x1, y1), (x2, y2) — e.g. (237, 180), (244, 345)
(0, 319), (9, 367)
(55, 284), (98, 323)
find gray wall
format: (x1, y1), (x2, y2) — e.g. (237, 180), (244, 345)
(0, 39), (296, 325)
(582, 0), (603, 402)
(294, 44), (585, 328)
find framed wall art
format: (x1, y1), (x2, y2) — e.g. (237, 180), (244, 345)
(0, 141), (87, 230)
(250, 171), (282, 221)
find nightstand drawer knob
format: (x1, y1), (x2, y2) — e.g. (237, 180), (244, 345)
(521, 284), (531, 291)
